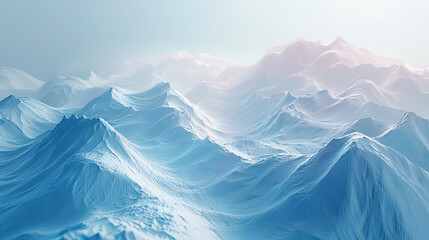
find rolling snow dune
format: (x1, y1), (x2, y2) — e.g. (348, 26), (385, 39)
(98, 51), (237, 95)
(190, 38), (429, 119)
(0, 67), (44, 99)
(1, 38), (429, 239)
(30, 52), (236, 109)
(0, 67), (43, 91)
(35, 75), (108, 108)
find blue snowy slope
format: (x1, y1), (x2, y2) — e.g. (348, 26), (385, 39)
(1, 39), (429, 239)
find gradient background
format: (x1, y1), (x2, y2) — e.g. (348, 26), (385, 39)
(0, 0), (427, 80)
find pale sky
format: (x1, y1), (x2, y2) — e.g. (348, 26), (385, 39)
(0, 0), (428, 80)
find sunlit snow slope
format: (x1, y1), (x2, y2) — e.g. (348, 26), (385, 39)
(1, 38), (429, 240)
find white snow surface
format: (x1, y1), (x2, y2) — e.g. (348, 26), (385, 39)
(1, 38), (429, 239)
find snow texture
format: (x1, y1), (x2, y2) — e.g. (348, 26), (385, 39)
(1, 38), (429, 239)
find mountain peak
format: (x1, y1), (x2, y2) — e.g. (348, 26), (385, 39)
(92, 87), (134, 108)
(344, 117), (387, 138)
(327, 37), (357, 52)
(105, 87), (122, 99)
(395, 112), (427, 128)
(54, 116), (128, 148)
(321, 132), (373, 155)
(342, 132), (371, 144)
(401, 111), (419, 121)
(378, 112), (429, 171)
(0, 95), (20, 105)
(139, 82), (176, 99)
(330, 37), (349, 47)
(0, 95), (26, 115)
(55, 115), (112, 135)
(152, 82), (172, 92)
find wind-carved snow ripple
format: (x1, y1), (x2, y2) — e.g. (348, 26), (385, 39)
(1, 80), (429, 239)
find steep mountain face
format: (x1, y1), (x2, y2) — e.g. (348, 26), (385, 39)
(77, 84), (248, 186)
(1, 38), (429, 239)
(224, 133), (429, 239)
(0, 95), (62, 139)
(78, 83), (217, 145)
(0, 115), (216, 239)
(378, 112), (429, 171)
(75, 85), (429, 239)
(0, 116), (141, 238)
(0, 118), (29, 148)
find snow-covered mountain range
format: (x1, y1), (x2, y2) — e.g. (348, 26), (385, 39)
(1, 38), (428, 239)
